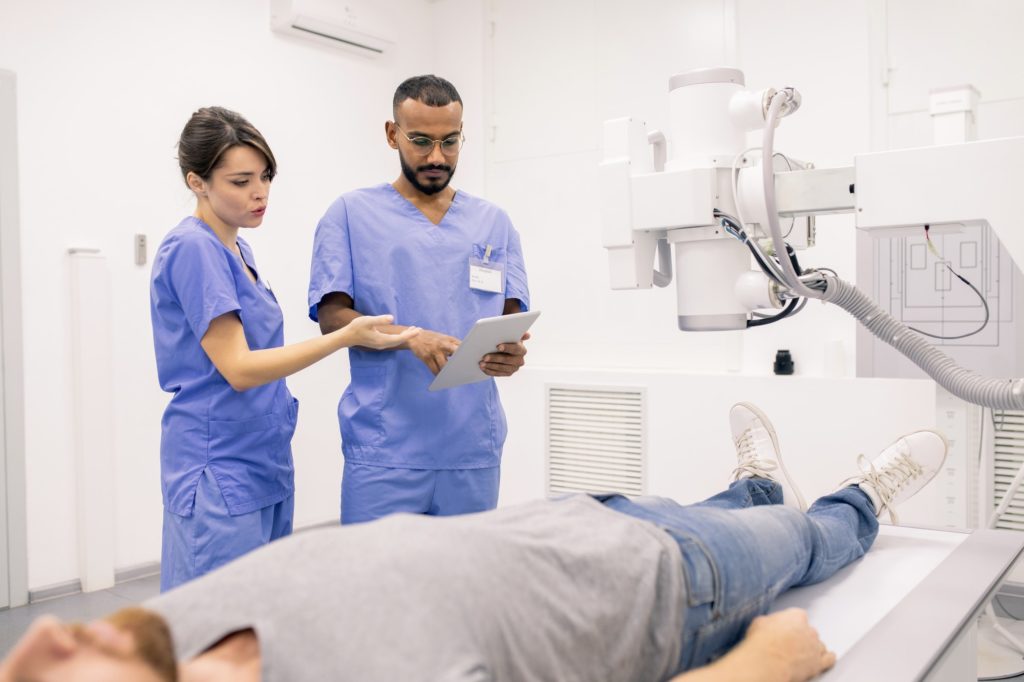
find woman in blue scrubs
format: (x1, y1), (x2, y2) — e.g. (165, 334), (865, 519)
(150, 107), (418, 592)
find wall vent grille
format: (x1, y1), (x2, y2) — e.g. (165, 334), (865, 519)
(993, 410), (1024, 531)
(545, 385), (645, 497)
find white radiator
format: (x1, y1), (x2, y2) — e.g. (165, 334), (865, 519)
(992, 410), (1024, 531)
(545, 385), (646, 496)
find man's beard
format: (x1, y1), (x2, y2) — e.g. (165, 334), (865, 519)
(399, 152), (455, 196)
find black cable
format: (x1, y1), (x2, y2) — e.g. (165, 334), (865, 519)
(908, 226), (991, 340)
(714, 209), (809, 328)
(714, 209), (822, 329)
(746, 241), (786, 286)
(747, 296), (801, 327)
(752, 301), (807, 318)
(907, 264), (990, 340)
(745, 237), (810, 327)
(715, 212), (787, 285)
(785, 243), (804, 275)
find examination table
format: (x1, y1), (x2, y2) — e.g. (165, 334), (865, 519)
(773, 525), (1024, 681)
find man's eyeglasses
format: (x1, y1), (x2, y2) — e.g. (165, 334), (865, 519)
(394, 124), (464, 157)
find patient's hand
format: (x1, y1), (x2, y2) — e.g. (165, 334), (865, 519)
(741, 609), (835, 681)
(668, 608), (834, 682)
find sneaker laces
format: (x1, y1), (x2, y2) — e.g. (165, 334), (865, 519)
(731, 428), (779, 481)
(855, 450), (925, 524)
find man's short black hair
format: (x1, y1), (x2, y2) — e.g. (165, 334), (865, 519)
(393, 75), (462, 116)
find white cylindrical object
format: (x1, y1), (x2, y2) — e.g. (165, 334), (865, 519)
(666, 68), (746, 170)
(672, 236), (750, 330)
(728, 87), (770, 131)
(734, 270), (780, 311)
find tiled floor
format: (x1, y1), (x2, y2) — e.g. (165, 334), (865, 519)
(0, 574), (161, 657)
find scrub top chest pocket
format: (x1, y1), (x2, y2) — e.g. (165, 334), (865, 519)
(469, 243), (505, 294)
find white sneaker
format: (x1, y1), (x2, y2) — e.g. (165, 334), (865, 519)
(839, 430), (948, 524)
(730, 402), (806, 511)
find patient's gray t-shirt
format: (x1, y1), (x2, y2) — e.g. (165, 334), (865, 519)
(146, 495), (685, 681)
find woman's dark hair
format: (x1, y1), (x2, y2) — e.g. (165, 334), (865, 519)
(177, 106), (277, 187)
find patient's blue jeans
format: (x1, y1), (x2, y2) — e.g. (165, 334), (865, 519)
(598, 478), (878, 673)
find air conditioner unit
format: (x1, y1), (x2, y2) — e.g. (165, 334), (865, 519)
(270, 0), (394, 57)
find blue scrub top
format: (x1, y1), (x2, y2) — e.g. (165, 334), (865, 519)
(151, 217), (296, 517)
(307, 184), (530, 469)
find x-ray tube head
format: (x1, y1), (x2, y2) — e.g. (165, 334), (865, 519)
(669, 231), (751, 331)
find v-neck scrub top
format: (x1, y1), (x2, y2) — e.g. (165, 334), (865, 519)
(151, 217), (296, 517)
(307, 184), (530, 469)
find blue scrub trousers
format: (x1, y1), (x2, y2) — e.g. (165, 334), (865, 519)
(161, 468), (294, 592)
(599, 479), (879, 674)
(341, 462), (500, 525)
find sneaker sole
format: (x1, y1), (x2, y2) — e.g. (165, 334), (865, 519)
(735, 401), (807, 511)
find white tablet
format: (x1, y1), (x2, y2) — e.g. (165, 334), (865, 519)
(428, 310), (541, 391)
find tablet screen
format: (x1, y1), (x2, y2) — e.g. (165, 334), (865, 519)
(428, 310), (541, 391)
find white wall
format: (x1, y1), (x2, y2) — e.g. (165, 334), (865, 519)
(0, 0), (475, 589)
(430, 0), (487, 197)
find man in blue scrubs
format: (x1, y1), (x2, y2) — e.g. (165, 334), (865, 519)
(308, 75), (531, 524)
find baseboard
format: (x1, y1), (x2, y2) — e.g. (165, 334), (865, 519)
(28, 579), (81, 604)
(28, 561), (161, 604)
(115, 561), (160, 583)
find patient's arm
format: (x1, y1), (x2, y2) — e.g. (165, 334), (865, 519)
(669, 608), (835, 682)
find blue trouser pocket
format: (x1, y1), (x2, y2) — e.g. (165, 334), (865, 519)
(675, 534), (718, 608)
(671, 529), (772, 673)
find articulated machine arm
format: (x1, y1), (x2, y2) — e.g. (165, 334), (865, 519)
(601, 67), (1024, 409)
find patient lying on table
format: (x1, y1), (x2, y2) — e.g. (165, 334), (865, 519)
(0, 402), (946, 682)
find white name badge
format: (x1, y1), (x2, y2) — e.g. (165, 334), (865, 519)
(469, 261), (504, 293)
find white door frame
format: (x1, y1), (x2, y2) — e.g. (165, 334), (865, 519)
(0, 68), (30, 609)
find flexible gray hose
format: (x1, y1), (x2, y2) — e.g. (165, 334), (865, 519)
(821, 276), (1024, 409)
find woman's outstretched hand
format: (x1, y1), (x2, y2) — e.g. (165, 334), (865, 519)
(344, 314), (421, 350)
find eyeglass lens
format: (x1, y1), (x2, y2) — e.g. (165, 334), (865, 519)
(406, 134), (463, 156)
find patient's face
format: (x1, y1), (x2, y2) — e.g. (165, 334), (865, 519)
(0, 608), (177, 682)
